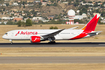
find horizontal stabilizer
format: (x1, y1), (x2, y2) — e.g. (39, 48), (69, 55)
(68, 26), (78, 30)
(88, 31), (102, 37)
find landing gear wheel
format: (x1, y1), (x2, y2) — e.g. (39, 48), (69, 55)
(48, 41), (56, 44)
(11, 41), (13, 44)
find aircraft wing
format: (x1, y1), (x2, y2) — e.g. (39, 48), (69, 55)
(68, 26), (78, 30)
(42, 29), (64, 39)
(88, 31), (102, 37)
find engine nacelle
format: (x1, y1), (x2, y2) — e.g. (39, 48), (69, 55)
(30, 36), (41, 43)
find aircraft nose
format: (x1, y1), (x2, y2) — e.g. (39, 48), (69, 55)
(2, 35), (6, 39)
(2, 35), (5, 39)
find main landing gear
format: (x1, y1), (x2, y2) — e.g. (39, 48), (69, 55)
(9, 40), (13, 44)
(48, 37), (56, 44)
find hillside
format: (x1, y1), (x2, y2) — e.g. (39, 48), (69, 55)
(0, 0), (105, 19)
(85, 0), (105, 2)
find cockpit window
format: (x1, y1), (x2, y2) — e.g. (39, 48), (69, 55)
(5, 33), (8, 35)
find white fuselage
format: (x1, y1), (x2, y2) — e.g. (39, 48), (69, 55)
(2, 29), (84, 40)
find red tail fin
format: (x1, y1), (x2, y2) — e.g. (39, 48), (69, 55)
(82, 14), (100, 31)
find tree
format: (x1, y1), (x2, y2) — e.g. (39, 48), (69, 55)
(31, 10), (37, 17)
(21, 21), (26, 27)
(6, 21), (14, 25)
(79, 10), (83, 15)
(22, 1), (27, 5)
(43, 17), (48, 20)
(47, 4), (50, 6)
(82, 7), (87, 13)
(101, 12), (105, 17)
(38, 20), (43, 24)
(53, 3), (57, 6)
(74, 19), (84, 23)
(49, 26), (58, 29)
(53, 26), (58, 29)
(98, 18), (104, 24)
(0, 22), (5, 25)
(23, 15), (27, 18)
(6, 3), (9, 6)
(73, 2), (79, 7)
(88, 1), (92, 3)
(0, 0), (4, 3)
(17, 21), (26, 27)
(39, 2), (42, 5)
(17, 20), (21, 27)
(23, 5), (25, 8)
(83, 0), (86, 3)
(50, 0), (55, 3)
(3, 8), (5, 11)
(26, 19), (32, 26)
(94, 2), (98, 7)
(50, 26), (53, 29)
(101, 5), (104, 8)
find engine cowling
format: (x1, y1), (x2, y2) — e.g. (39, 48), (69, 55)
(30, 36), (41, 43)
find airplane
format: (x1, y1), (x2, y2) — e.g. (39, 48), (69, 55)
(2, 14), (101, 44)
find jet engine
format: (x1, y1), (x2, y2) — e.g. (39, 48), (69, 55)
(30, 36), (41, 43)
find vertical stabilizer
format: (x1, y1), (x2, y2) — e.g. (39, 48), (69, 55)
(82, 14), (100, 31)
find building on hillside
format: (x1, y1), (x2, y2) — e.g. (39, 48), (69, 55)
(81, 2), (94, 6)
(74, 15), (83, 20)
(32, 17), (49, 23)
(82, 13), (87, 18)
(1, 17), (13, 20)
(47, 15), (54, 20)
(42, 2), (47, 6)
(64, 15), (86, 21)
(32, 17), (44, 20)
(13, 18), (23, 22)
(34, 0), (41, 3)
(101, 19), (105, 23)
(93, 13), (100, 16)
(2, 4), (6, 6)
(32, 17), (44, 23)
(23, 18), (29, 21)
(4, 0), (11, 1)
(42, 20), (49, 22)
(12, 2), (18, 6)
(27, 0), (34, 3)
(14, 13), (19, 16)
(62, 2), (68, 4)
(47, 1), (52, 4)
(40, 0), (43, 2)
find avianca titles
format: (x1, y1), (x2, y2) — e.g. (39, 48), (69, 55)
(2, 14), (102, 43)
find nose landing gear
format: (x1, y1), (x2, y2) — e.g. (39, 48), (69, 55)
(9, 40), (13, 44)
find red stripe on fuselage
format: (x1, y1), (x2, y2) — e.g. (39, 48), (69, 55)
(70, 31), (91, 40)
